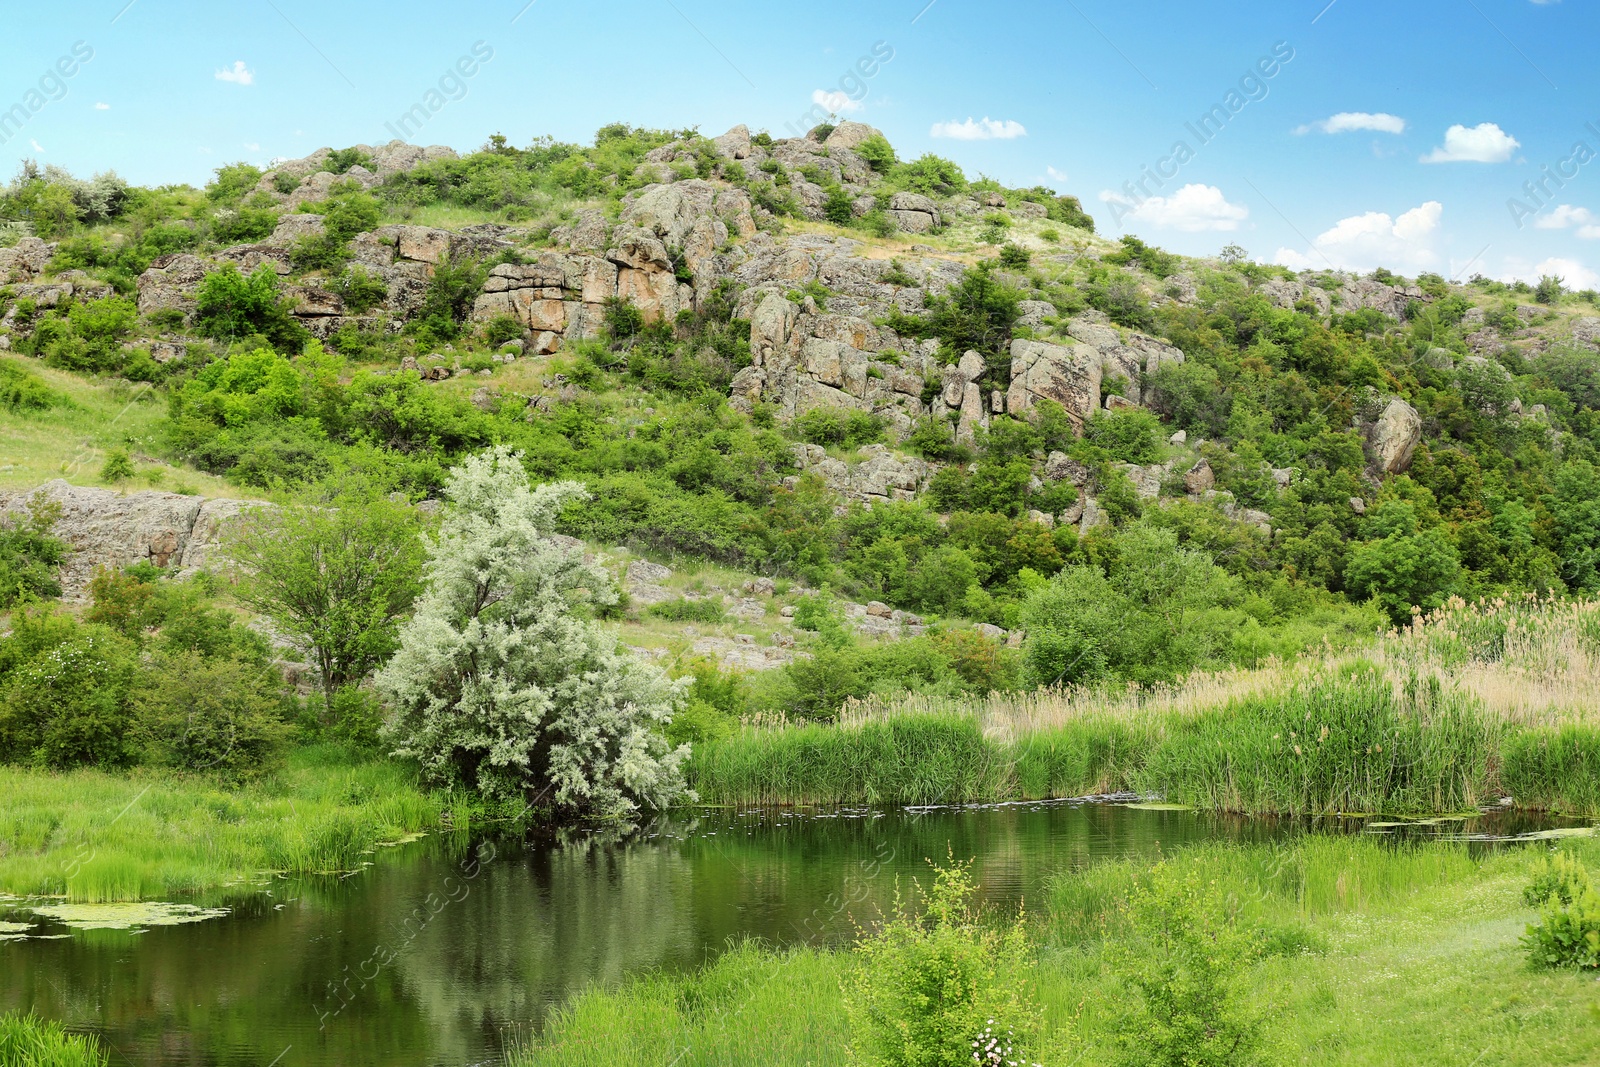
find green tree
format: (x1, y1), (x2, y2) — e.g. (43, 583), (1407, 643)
(376, 448), (691, 814)
(1020, 524), (1242, 685)
(1343, 501), (1462, 623)
(229, 489), (426, 716)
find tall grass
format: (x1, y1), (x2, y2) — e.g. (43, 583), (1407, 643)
(511, 940), (853, 1067)
(1045, 835), (1484, 944)
(0, 1012), (107, 1067)
(0, 744), (458, 901)
(693, 597), (1600, 814)
(686, 712), (1006, 806)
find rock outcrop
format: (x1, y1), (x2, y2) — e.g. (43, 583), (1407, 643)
(0, 481), (265, 599)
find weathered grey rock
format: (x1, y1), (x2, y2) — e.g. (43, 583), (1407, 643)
(713, 124), (752, 160)
(135, 254), (211, 318)
(0, 237), (54, 282)
(0, 481), (266, 599)
(823, 121), (885, 151)
(887, 192), (940, 233)
(1006, 339), (1102, 426)
(1350, 497), (1366, 515)
(1571, 317), (1600, 347)
(1368, 397), (1422, 474)
(1185, 459), (1215, 494)
(1044, 451), (1091, 486)
(268, 214), (326, 244)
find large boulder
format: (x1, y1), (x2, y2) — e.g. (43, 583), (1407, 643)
(887, 192), (940, 234)
(0, 237), (55, 282)
(1368, 398), (1422, 474)
(1005, 339), (1102, 427)
(712, 124), (752, 160)
(136, 254), (211, 318)
(823, 121), (886, 152)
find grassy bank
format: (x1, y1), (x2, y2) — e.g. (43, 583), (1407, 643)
(0, 1011), (107, 1067)
(689, 597), (1600, 814)
(515, 835), (1600, 1066)
(0, 744), (457, 902)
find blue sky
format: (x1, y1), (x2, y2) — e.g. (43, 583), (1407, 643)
(5, 1), (1599, 287)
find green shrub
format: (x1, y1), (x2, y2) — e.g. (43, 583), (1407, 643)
(1108, 861), (1272, 1067)
(646, 597), (726, 623)
(1083, 408), (1164, 463)
(856, 134), (897, 173)
(332, 265), (389, 314)
(130, 651), (290, 777)
(0, 496), (66, 607)
(481, 313), (525, 347)
(843, 858), (1043, 1067)
(793, 406), (885, 448)
(0, 609), (138, 768)
(0, 357), (66, 412)
(99, 448), (135, 483)
(1524, 855), (1600, 969)
(194, 264), (307, 350)
(998, 243), (1030, 269)
(1524, 851), (1590, 909)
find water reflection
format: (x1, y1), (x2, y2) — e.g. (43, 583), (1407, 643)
(0, 801), (1581, 1067)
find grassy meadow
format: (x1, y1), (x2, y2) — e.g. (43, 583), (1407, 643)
(514, 834), (1600, 1067)
(0, 744), (455, 902)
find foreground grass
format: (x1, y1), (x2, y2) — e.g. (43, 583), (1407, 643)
(0, 1011), (106, 1067)
(0, 744), (453, 901)
(516, 836), (1600, 1066)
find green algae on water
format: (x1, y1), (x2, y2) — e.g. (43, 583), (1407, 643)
(25, 902), (229, 930)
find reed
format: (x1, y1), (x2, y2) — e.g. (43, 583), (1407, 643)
(0, 744), (458, 902)
(0, 1012), (107, 1067)
(694, 597), (1600, 814)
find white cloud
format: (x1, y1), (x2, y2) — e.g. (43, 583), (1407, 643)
(811, 89), (862, 115)
(215, 61), (255, 86)
(1046, 165), (1069, 183)
(930, 117), (1027, 141)
(1100, 183), (1248, 232)
(94, 102), (110, 110)
(1294, 111), (1406, 135)
(1534, 204), (1600, 238)
(1421, 122), (1519, 163)
(29, 139), (43, 153)
(1274, 201), (1444, 273)
(1502, 256), (1599, 290)
(244, 141), (261, 152)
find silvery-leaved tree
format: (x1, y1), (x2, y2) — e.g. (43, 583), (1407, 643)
(376, 447), (692, 815)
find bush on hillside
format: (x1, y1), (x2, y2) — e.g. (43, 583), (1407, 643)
(194, 264), (308, 350)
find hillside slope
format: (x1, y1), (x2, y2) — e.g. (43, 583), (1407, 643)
(4, 119), (1600, 699)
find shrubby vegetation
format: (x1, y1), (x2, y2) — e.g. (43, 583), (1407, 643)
(0, 566), (290, 777)
(377, 448), (691, 815)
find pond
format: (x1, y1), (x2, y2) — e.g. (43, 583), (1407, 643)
(0, 799), (1576, 1067)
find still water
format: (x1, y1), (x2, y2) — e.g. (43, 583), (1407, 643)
(0, 799), (1572, 1067)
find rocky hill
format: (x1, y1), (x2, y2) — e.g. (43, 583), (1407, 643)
(4, 118), (1600, 694)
